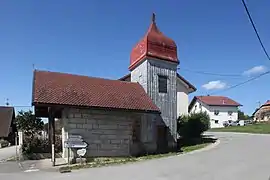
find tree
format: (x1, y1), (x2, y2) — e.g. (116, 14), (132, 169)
(16, 110), (44, 138)
(238, 110), (250, 120)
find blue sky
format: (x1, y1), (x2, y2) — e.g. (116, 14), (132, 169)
(1, 0), (270, 115)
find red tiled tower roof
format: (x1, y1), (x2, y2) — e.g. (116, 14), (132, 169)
(32, 70), (160, 113)
(129, 13), (179, 70)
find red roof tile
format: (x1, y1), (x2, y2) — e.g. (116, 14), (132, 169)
(199, 96), (241, 106)
(190, 96), (241, 108)
(129, 13), (178, 70)
(263, 100), (270, 106)
(32, 70), (160, 113)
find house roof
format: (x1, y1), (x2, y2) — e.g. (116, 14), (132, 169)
(189, 96), (241, 111)
(32, 70), (160, 113)
(253, 100), (270, 115)
(263, 100), (270, 106)
(119, 73), (196, 92)
(129, 13), (178, 70)
(0, 106), (15, 137)
(176, 74), (197, 92)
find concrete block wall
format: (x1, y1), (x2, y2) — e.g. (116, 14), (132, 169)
(62, 108), (134, 157)
(62, 108), (157, 158)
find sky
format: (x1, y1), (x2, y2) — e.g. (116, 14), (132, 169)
(0, 0), (270, 115)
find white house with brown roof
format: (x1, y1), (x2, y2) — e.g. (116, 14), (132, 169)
(189, 96), (241, 128)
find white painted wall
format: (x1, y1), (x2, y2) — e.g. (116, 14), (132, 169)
(176, 78), (190, 117)
(190, 100), (239, 128)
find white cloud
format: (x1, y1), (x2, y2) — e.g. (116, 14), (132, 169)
(243, 65), (268, 77)
(202, 80), (227, 90)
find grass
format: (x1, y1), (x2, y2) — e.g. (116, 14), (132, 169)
(59, 140), (213, 172)
(209, 123), (270, 134)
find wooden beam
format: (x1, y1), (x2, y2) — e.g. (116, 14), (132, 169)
(48, 107), (56, 166)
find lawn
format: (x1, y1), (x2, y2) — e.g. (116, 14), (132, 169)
(59, 140), (213, 172)
(209, 123), (270, 134)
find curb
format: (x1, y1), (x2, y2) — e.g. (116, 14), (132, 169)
(208, 131), (270, 136)
(178, 138), (221, 157)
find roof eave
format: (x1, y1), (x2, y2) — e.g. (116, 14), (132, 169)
(176, 73), (196, 92)
(33, 102), (160, 115)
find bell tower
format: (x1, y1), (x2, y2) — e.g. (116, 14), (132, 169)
(129, 13), (179, 149)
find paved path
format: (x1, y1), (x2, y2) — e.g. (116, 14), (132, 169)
(1, 132), (270, 180)
(0, 146), (16, 162)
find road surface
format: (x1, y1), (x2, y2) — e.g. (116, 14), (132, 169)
(1, 132), (270, 180)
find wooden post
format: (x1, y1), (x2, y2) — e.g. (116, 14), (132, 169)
(48, 107), (56, 166)
(48, 111), (52, 161)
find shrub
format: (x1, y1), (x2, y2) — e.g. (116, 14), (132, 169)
(177, 112), (210, 140)
(22, 136), (62, 155)
(0, 139), (10, 148)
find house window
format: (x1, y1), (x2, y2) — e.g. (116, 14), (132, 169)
(158, 75), (167, 93)
(228, 111), (233, 116)
(215, 120), (219, 124)
(214, 110), (219, 115)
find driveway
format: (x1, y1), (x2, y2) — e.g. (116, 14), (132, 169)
(1, 132), (270, 180)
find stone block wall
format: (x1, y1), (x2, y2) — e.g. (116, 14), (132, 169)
(62, 108), (157, 158)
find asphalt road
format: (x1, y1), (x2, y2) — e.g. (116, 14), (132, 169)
(1, 132), (270, 180)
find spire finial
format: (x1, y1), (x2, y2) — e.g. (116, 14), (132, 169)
(152, 13), (156, 23)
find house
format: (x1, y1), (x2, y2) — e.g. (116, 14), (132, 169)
(253, 100), (270, 122)
(32, 13), (196, 162)
(0, 106), (17, 144)
(189, 96), (241, 128)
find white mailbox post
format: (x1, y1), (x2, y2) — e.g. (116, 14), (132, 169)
(64, 135), (88, 164)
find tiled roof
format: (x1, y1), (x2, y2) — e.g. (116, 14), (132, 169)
(195, 96), (241, 106)
(119, 73), (196, 92)
(129, 13), (178, 70)
(189, 96), (241, 111)
(263, 100), (270, 106)
(0, 106), (14, 137)
(176, 74), (196, 92)
(32, 70), (160, 113)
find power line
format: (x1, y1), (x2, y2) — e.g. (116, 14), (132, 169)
(209, 70), (270, 95)
(1, 105), (33, 108)
(241, 0), (270, 61)
(198, 0), (270, 94)
(13, 106), (33, 108)
(178, 68), (243, 78)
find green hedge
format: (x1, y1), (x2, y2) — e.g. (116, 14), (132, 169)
(177, 112), (210, 140)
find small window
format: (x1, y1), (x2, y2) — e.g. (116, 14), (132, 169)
(214, 110), (219, 115)
(228, 111), (233, 116)
(158, 75), (167, 93)
(215, 120), (219, 124)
